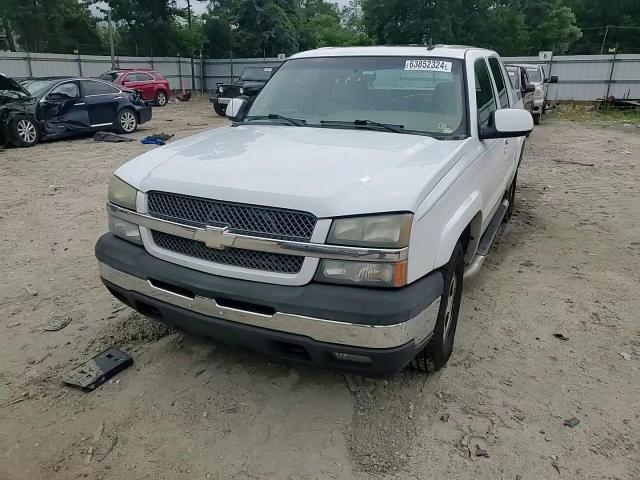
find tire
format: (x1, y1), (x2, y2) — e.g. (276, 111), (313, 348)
(214, 104), (227, 116)
(155, 90), (168, 107)
(9, 115), (40, 147)
(504, 172), (517, 222)
(115, 109), (138, 134)
(533, 113), (540, 125)
(411, 243), (464, 373)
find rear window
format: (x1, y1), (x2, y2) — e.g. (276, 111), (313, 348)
(99, 72), (119, 82)
(82, 80), (120, 95)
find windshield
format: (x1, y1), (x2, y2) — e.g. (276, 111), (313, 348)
(19, 80), (53, 97)
(240, 67), (273, 82)
(98, 72), (119, 82)
(506, 67), (520, 89)
(526, 67), (543, 83)
(246, 56), (467, 137)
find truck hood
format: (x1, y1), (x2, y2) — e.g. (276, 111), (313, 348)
(116, 125), (468, 218)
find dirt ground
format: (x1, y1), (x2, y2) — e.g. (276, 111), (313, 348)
(1, 99), (639, 480)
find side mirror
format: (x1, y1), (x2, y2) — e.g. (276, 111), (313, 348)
(545, 75), (558, 84)
(524, 83), (536, 93)
(226, 97), (249, 121)
(479, 109), (534, 140)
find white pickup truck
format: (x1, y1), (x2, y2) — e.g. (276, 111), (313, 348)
(96, 46), (533, 377)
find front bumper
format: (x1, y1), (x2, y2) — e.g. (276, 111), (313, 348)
(95, 234), (443, 376)
(135, 105), (152, 124)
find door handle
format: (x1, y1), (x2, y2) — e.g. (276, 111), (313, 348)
(503, 139), (509, 145)
(74, 102), (86, 106)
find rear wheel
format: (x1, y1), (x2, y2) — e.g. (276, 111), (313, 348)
(155, 90), (168, 107)
(115, 109), (138, 134)
(411, 243), (464, 373)
(10, 115), (40, 147)
(214, 104), (227, 116)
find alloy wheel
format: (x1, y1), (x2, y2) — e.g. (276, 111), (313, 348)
(17, 119), (37, 144)
(442, 275), (457, 342)
(120, 112), (136, 132)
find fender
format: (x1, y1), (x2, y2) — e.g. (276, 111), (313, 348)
(434, 190), (484, 268)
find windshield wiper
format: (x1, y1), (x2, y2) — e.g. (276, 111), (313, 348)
(245, 114), (306, 127)
(320, 119), (406, 134)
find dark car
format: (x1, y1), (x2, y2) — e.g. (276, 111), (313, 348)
(209, 66), (276, 116)
(0, 74), (151, 147)
(99, 69), (171, 106)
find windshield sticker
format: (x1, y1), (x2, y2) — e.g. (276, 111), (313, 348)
(405, 60), (452, 72)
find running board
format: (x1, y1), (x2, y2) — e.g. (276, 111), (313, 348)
(464, 199), (509, 280)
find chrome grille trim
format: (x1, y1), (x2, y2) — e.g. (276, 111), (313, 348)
(152, 230), (304, 273)
(147, 191), (316, 242)
(108, 203), (409, 262)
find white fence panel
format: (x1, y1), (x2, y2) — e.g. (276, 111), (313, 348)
(2, 51), (639, 100)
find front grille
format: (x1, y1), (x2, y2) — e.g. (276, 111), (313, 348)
(152, 231), (304, 274)
(148, 191), (316, 242)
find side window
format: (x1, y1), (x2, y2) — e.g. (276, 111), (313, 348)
(474, 59), (497, 128)
(123, 73), (135, 83)
(488, 57), (509, 108)
(49, 82), (79, 99)
(135, 72), (153, 81)
(82, 81), (119, 96)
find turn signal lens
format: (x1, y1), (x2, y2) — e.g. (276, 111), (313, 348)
(315, 260), (407, 288)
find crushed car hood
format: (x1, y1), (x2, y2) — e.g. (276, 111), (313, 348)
(0, 74), (31, 97)
(115, 125), (469, 218)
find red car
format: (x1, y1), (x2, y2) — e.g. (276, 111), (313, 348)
(99, 69), (171, 106)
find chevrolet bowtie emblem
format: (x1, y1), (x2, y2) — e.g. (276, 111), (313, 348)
(194, 226), (235, 250)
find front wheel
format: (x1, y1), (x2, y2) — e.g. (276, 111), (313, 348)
(115, 109), (138, 134)
(533, 113), (540, 125)
(214, 104), (227, 116)
(411, 243), (464, 373)
(10, 115), (40, 147)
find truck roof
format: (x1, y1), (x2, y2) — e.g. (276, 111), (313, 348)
(290, 45), (496, 60)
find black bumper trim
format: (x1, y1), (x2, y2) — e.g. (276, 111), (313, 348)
(95, 234), (443, 326)
(103, 278), (417, 377)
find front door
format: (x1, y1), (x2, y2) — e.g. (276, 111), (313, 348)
(474, 58), (505, 223)
(80, 80), (121, 127)
(122, 72), (154, 100)
(38, 81), (90, 137)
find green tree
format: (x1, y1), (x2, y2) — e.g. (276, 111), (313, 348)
(528, 0), (582, 53)
(566, 0), (640, 53)
(2, 0), (104, 54)
(95, 0), (183, 56)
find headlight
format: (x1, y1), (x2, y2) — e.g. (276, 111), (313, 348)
(315, 260), (407, 288)
(327, 213), (412, 248)
(108, 214), (142, 245)
(218, 86), (224, 93)
(239, 87), (244, 95)
(108, 175), (138, 210)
